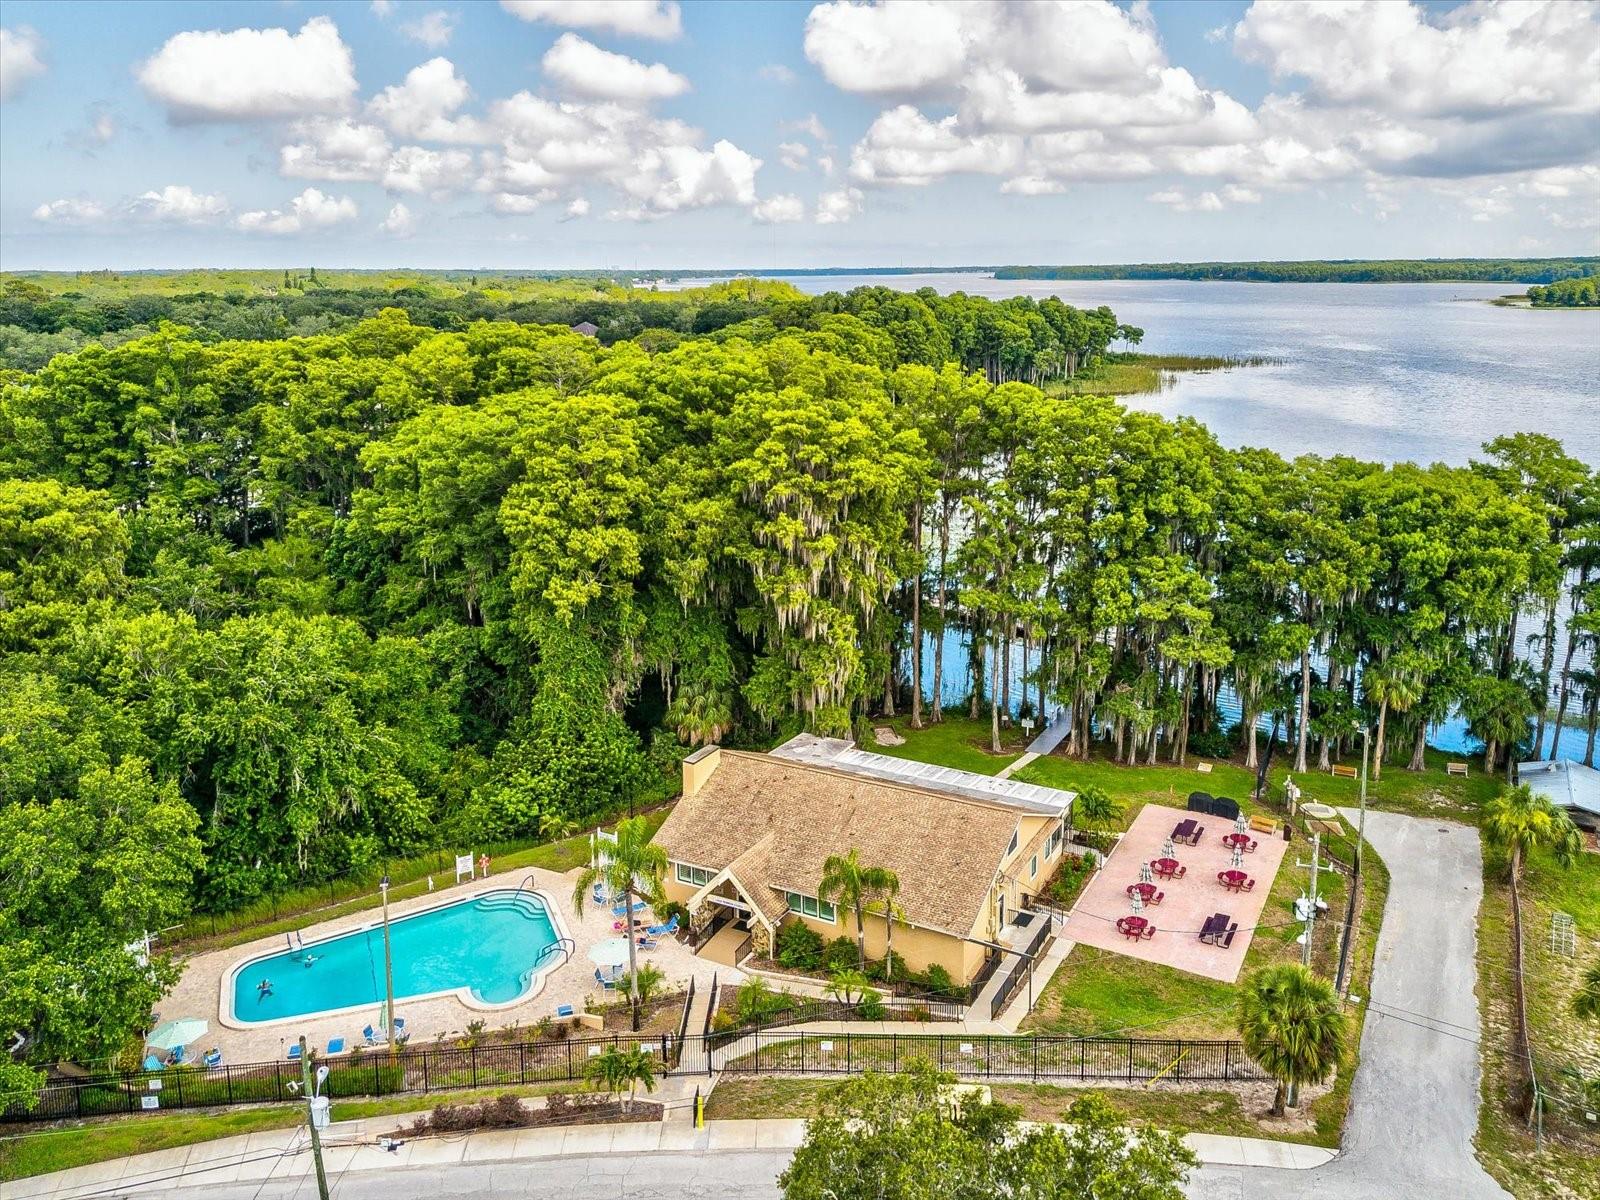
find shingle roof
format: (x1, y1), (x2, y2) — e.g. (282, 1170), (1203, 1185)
(653, 750), (1023, 938)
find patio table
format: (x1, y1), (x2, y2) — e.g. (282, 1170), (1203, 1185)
(1116, 916), (1150, 941)
(1152, 857), (1182, 879)
(1172, 818), (1197, 843)
(1218, 869), (1249, 891)
(1126, 882), (1160, 903)
(1222, 832), (1254, 852)
(1199, 913), (1231, 944)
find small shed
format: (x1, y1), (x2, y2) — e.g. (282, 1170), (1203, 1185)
(569, 320), (599, 338)
(1519, 758), (1600, 830)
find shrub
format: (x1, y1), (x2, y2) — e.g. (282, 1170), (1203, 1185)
(733, 977), (793, 1025)
(776, 920), (825, 970)
(921, 964), (958, 999)
(864, 951), (908, 983)
(822, 936), (858, 972)
(1186, 727), (1235, 760)
(855, 988), (886, 1020)
(409, 1093), (528, 1134)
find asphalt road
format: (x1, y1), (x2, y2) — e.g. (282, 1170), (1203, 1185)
(109, 812), (1508, 1200)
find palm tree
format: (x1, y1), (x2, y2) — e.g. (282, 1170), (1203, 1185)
(572, 816), (668, 1031)
(819, 849), (896, 971)
(1482, 783), (1581, 886)
(1066, 785), (1122, 848)
(619, 962), (666, 1009)
(1362, 657), (1422, 781)
(584, 1044), (657, 1113)
(866, 871), (905, 982)
(1574, 957), (1600, 1021)
(1237, 964), (1348, 1115)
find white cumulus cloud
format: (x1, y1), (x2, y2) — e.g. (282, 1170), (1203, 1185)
(753, 193), (805, 223)
(401, 10), (458, 49)
(1, 25), (47, 101)
(137, 17), (357, 123)
(127, 185), (230, 225)
(32, 198), (106, 224)
(541, 33), (688, 102)
(499, 1), (682, 41)
(367, 57), (491, 142)
(815, 186), (863, 224)
(379, 201), (417, 236)
(236, 187), (358, 235)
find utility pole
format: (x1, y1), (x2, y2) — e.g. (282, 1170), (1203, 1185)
(1297, 832), (1337, 970)
(1355, 723), (1371, 880)
(380, 874), (397, 1058)
(298, 1036), (331, 1200)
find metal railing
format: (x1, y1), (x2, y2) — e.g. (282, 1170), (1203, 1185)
(4, 1028), (1269, 1123)
(720, 1030), (1268, 1083)
(990, 913), (1057, 1020)
(705, 994), (964, 1051)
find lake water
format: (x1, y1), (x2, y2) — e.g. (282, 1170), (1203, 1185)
(720, 273), (1600, 468)
(714, 272), (1596, 761)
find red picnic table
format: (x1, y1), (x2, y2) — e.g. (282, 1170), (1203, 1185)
(1116, 915), (1154, 941)
(1222, 832), (1257, 853)
(1125, 882), (1163, 904)
(1217, 869), (1254, 892)
(1152, 857), (1185, 880)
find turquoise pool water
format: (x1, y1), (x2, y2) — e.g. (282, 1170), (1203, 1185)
(231, 890), (561, 1024)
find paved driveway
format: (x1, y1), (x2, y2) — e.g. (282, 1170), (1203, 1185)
(1186, 809), (1508, 1200)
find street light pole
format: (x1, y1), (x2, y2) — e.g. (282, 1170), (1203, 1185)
(380, 874), (397, 1058)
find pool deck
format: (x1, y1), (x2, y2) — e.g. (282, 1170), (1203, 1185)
(158, 864), (736, 1065)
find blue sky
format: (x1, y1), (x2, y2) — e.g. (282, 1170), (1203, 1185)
(1, 1), (1596, 270)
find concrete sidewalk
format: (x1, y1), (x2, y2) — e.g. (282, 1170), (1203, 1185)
(9, 1114), (1335, 1198)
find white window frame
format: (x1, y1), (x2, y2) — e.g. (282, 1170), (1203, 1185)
(675, 861), (714, 887)
(785, 890), (837, 924)
(1029, 854), (1038, 879)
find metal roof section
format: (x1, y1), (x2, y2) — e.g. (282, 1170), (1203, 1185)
(770, 733), (1075, 816)
(1519, 757), (1600, 817)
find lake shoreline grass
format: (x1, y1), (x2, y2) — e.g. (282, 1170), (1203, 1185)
(1052, 351), (1278, 396)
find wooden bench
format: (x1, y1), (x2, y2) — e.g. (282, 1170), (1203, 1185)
(1447, 762), (1469, 777)
(1248, 813), (1279, 836)
(1331, 764), (1359, 779)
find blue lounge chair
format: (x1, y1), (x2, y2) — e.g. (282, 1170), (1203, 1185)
(203, 1049), (223, 1068)
(594, 968), (617, 989)
(393, 1018), (406, 1035)
(635, 936), (659, 951)
(556, 1004), (574, 1018)
(646, 914), (679, 936)
(326, 1038), (345, 1054)
(591, 882), (607, 904)
(170, 1045), (187, 1066)
(362, 1024), (379, 1045)
(287, 1044), (302, 1061)
(611, 899), (647, 916)
(143, 1055), (165, 1072)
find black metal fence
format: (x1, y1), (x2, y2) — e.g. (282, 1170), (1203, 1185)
(4, 1033), (676, 1124)
(4, 1028), (1268, 1124)
(720, 1030), (1268, 1083)
(704, 995), (964, 1051)
(990, 916), (1057, 1019)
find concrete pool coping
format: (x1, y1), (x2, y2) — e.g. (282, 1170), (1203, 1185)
(159, 863), (736, 1064)
(217, 887), (572, 1031)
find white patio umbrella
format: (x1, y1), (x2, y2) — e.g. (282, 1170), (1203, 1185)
(147, 1017), (208, 1051)
(588, 937), (630, 971)
(1235, 813), (1249, 835)
(1161, 836), (1176, 859)
(1138, 861), (1153, 884)
(1129, 888), (1144, 915)
(1231, 843), (1245, 870)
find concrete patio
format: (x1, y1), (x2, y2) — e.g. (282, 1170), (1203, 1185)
(1061, 802), (1288, 982)
(156, 864), (735, 1065)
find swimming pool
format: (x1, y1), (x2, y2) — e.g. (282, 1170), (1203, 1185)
(226, 889), (566, 1025)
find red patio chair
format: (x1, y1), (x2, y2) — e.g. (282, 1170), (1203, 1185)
(1243, 878), (1255, 891)
(1153, 891), (1164, 905)
(1141, 925), (1155, 940)
(1247, 839), (1258, 853)
(1175, 865), (1186, 879)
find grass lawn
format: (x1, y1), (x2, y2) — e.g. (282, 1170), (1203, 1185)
(173, 808), (672, 957)
(0, 1081), (598, 1181)
(704, 1076), (1335, 1147)
(1475, 840), (1600, 1200)
(865, 714), (1027, 775)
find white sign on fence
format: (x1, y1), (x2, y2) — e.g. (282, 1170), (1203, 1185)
(141, 1095), (160, 1110)
(454, 853), (475, 884)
